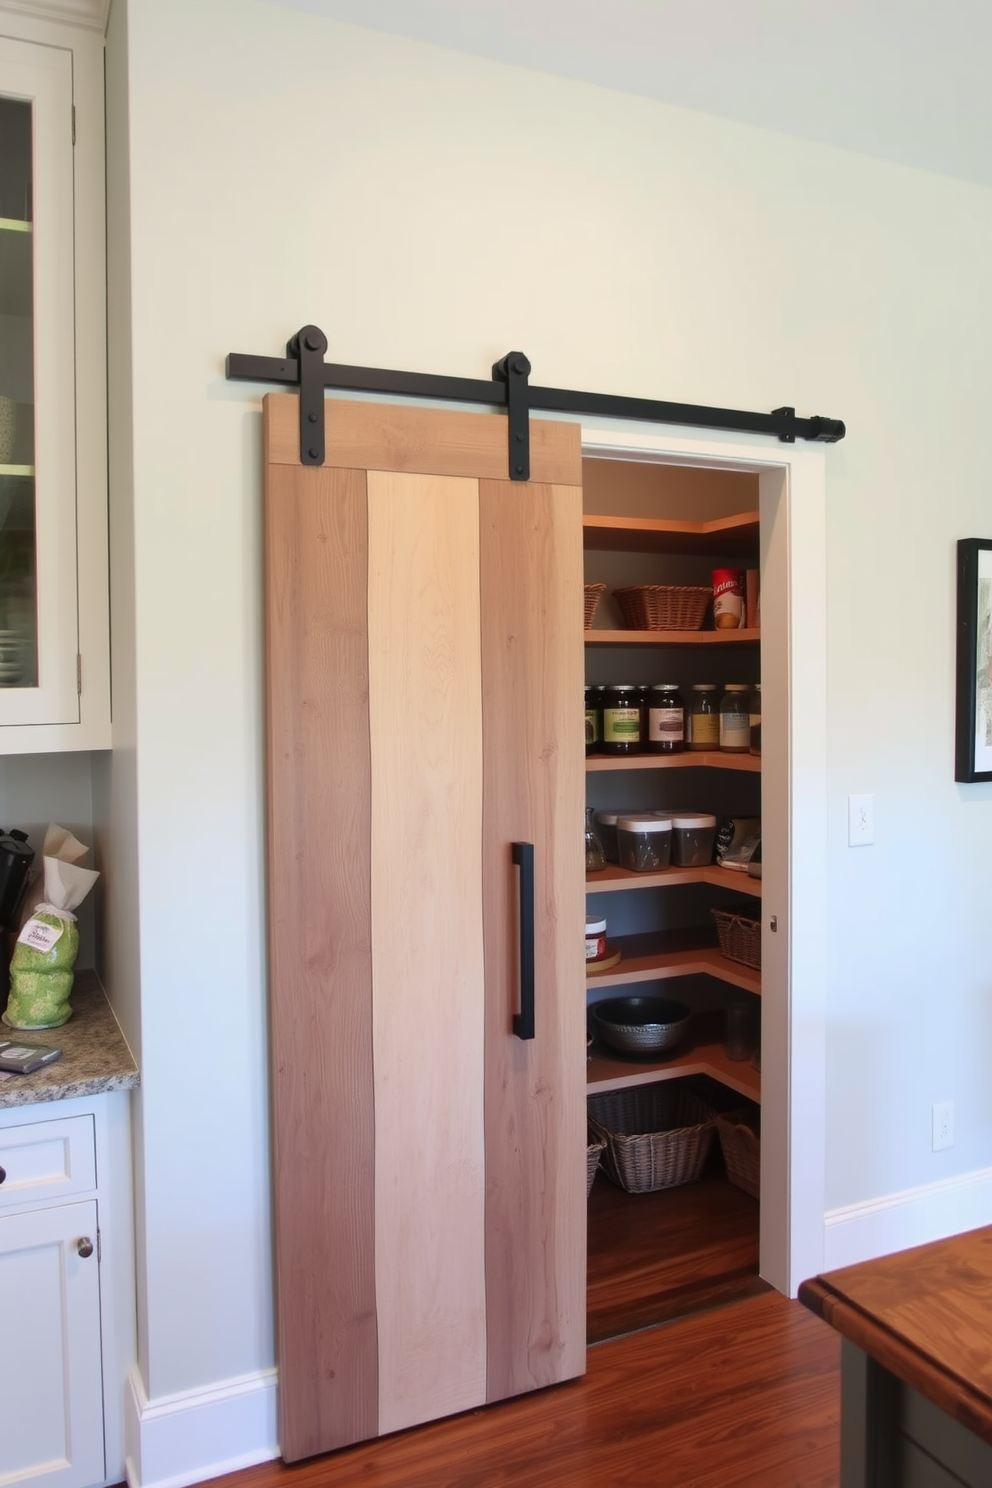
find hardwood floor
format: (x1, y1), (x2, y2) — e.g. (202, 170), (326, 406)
(209, 1173), (838, 1487)
(218, 1292), (840, 1487)
(588, 1164), (768, 1342)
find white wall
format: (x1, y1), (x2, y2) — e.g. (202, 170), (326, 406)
(109, 0), (992, 1443)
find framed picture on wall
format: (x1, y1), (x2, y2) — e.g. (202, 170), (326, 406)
(955, 538), (992, 782)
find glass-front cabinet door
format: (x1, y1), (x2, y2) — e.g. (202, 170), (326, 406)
(0, 37), (78, 728)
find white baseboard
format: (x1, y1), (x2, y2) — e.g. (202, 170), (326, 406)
(124, 1364), (279, 1488)
(824, 1166), (992, 1271)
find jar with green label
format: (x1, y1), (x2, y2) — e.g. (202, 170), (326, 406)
(584, 685), (600, 755)
(601, 684), (644, 755)
(687, 684), (719, 751)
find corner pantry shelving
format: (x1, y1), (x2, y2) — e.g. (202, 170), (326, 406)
(583, 490), (762, 1108)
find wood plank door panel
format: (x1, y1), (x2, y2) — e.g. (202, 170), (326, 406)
(263, 395), (585, 1462)
(479, 477), (587, 1401)
(367, 471), (488, 1434)
(264, 459), (378, 1458)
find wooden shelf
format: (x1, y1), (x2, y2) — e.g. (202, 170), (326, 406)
(584, 511), (759, 556)
(0, 465), (34, 478)
(587, 751), (760, 774)
(587, 863), (761, 898)
(587, 1035), (760, 1101)
(586, 929), (761, 996)
(0, 218), (31, 234)
(585, 628), (760, 646)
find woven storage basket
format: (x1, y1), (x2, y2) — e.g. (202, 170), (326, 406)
(584, 583), (607, 628)
(587, 1084), (715, 1194)
(715, 1110), (760, 1199)
(586, 1129), (607, 1196)
(612, 584), (711, 632)
(711, 906), (761, 969)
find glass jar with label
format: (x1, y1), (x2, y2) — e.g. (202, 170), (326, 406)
(749, 683), (761, 756)
(584, 686), (600, 755)
(601, 684), (644, 755)
(687, 684), (719, 751)
(719, 683), (751, 752)
(647, 683), (684, 753)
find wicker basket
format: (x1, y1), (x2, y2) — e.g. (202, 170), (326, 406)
(612, 584), (711, 632)
(586, 1129), (607, 1196)
(584, 583), (607, 628)
(587, 1084), (715, 1194)
(715, 1110), (760, 1199)
(711, 906), (762, 969)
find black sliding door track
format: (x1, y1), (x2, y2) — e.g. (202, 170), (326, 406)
(226, 324), (845, 478)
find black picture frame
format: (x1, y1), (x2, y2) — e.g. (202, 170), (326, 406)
(955, 538), (992, 782)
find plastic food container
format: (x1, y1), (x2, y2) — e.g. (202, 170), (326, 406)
(593, 810), (629, 863)
(670, 812), (717, 867)
(615, 814), (672, 872)
(585, 916), (608, 963)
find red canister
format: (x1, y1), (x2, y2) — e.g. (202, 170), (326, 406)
(712, 568), (745, 630)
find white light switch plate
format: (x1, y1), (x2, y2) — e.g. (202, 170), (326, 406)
(848, 794), (874, 846)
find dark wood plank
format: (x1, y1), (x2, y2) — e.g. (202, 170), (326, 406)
(479, 475), (587, 1401)
(210, 1292), (840, 1487)
(587, 1169), (765, 1342)
(264, 448), (377, 1458)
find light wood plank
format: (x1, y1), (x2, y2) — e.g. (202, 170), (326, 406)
(587, 750), (761, 773)
(479, 477), (587, 1402)
(586, 1038), (761, 1101)
(583, 510), (759, 554)
(584, 628), (760, 645)
(587, 863), (762, 897)
(586, 930), (762, 997)
(266, 393), (582, 486)
(263, 456), (377, 1459)
(367, 471), (488, 1434)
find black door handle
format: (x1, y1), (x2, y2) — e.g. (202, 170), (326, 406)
(512, 842), (535, 1040)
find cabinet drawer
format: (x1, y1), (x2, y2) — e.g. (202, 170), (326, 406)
(0, 1114), (96, 1209)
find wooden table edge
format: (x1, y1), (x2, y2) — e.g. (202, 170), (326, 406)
(799, 1277), (992, 1447)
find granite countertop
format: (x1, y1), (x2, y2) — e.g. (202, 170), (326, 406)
(0, 969), (139, 1108)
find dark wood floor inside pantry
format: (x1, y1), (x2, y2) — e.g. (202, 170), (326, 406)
(588, 1159), (768, 1343)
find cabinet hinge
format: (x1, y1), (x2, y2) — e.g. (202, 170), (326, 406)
(71, 105), (76, 146)
(76, 654), (82, 695)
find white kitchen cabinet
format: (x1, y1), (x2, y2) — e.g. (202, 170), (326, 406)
(0, 9), (108, 752)
(0, 1198), (104, 1488)
(0, 1092), (134, 1488)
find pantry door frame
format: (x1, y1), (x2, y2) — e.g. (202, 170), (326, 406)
(581, 420), (827, 1299)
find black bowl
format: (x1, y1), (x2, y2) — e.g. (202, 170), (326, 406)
(592, 996), (691, 1057)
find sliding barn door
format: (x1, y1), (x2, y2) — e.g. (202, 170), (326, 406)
(263, 394), (586, 1461)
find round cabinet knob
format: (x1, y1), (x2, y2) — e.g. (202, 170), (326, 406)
(77, 1237), (94, 1259)
(0, 1164), (6, 1185)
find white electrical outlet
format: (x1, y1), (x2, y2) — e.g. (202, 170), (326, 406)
(932, 1101), (954, 1151)
(848, 793), (874, 846)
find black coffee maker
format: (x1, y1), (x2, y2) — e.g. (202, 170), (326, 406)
(0, 829), (34, 931)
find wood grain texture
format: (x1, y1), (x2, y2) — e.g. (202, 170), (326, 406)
(207, 1291), (840, 1488)
(587, 1169), (764, 1343)
(478, 475), (587, 1402)
(266, 394), (582, 486)
(366, 471), (488, 1434)
(801, 1226), (992, 1448)
(263, 448), (377, 1458)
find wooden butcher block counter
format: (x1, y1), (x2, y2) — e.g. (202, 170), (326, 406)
(800, 1226), (992, 1487)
